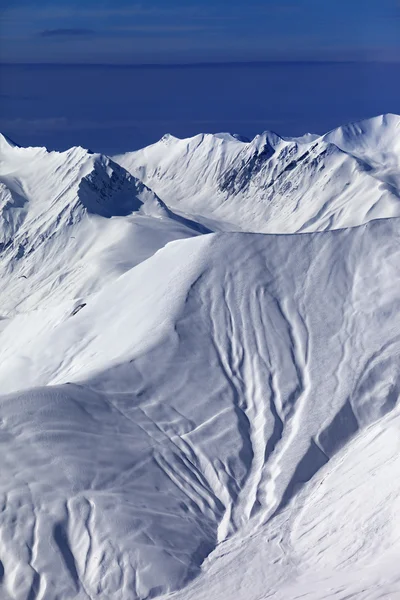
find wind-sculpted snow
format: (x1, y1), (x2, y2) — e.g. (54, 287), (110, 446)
(1, 217), (400, 599)
(1, 116), (400, 599)
(115, 113), (400, 234)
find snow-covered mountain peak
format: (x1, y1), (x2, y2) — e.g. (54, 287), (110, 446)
(325, 113), (400, 166)
(0, 137), (165, 222)
(159, 132), (179, 144)
(250, 129), (284, 147)
(326, 112), (400, 145)
(115, 113), (400, 234)
(0, 132), (20, 152)
(0, 137), (205, 315)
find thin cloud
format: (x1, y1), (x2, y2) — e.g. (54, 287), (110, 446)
(37, 24), (223, 42)
(0, 116), (292, 135)
(3, 4), (260, 23)
(39, 28), (97, 38)
(0, 117), (70, 132)
(114, 24), (221, 33)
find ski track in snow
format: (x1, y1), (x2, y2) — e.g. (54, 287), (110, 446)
(0, 115), (400, 599)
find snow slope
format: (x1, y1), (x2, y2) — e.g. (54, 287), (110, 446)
(115, 113), (400, 233)
(1, 220), (400, 599)
(0, 133), (205, 316)
(1, 115), (400, 600)
(170, 401), (400, 600)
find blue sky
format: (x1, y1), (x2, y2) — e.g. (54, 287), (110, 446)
(1, 0), (400, 63)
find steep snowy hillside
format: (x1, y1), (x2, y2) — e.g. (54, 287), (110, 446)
(0, 134), (204, 315)
(1, 116), (400, 600)
(115, 113), (400, 233)
(1, 219), (400, 599)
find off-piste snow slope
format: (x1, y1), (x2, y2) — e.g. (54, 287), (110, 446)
(0, 115), (399, 600)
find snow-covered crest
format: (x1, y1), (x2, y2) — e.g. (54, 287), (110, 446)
(115, 113), (400, 233)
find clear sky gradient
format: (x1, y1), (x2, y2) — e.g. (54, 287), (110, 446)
(1, 0), (400, 64)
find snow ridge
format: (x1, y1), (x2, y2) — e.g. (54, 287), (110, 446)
(115, 113), (400, 233)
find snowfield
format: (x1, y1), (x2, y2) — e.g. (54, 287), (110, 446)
(0, 115), (400, 600)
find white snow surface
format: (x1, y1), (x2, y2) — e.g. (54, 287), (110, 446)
(115, 113), (400, 233)
(0, 115), (400, 600)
